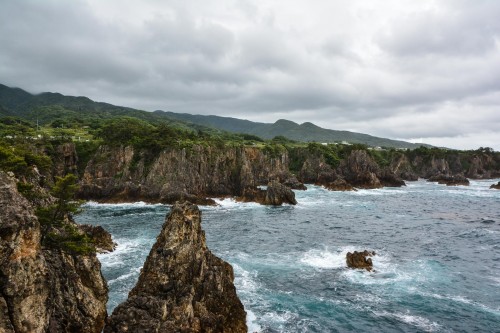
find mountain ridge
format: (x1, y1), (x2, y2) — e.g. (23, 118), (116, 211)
(0, 83), (428, 149)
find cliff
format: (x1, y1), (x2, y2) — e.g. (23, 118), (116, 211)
(79, 145), (299, 203)
(0, 171), (108, 333)
(105, 202), (247, 332)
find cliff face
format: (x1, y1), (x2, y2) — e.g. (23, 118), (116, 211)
(0, 172), (48, 333)
(0, 171), (108, 333)
(105, 202), (247, 332)
(80, 145), (294, 203)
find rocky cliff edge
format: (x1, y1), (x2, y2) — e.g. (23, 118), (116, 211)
(105, 201), (247, 332)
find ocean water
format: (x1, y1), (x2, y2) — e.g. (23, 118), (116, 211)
(75, 179), (500, 332)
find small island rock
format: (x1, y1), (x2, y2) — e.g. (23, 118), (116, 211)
(346, 250), (376, 271)
(104, 202), (247, 333)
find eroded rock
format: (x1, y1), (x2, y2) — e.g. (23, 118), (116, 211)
(264, 181), (297, 205)
(79, 224), (117, 253)
(346, 250), (376, 271)
(104, 202), (247, 333)
(490, 182), (500, 190)
(428, 174), (470, 186)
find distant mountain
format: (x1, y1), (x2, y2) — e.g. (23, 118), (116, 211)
(161, 112), (427, 149)
(0, 83), (427, 148)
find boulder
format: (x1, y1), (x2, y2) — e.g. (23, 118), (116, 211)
(346, 250), (376, 271)
(79, 224), (117, 253)
(428, 174), (470, 186)
(378, 168), (406, 187)
(263, 181), (297, 205)
(490, 182), (500, 190)
(324, 178), (355, 191)
(104, 202), (247, 333)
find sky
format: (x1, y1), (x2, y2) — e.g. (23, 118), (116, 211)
(1, 0), (499, 150)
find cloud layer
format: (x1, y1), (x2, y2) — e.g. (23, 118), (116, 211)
(1, 0), (499, 149)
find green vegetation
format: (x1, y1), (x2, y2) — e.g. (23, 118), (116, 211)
(36, 174), (93, 255)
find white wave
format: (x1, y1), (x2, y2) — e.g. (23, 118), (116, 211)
(300, 247), (355, 269)
(246, 309), (261, 333)
(83, 201), (164, 208)
(107, 267), (142, 285)
(97, 238), (149, 266)
(374, 311), (442, 332)
(420, 292), (500, 316)
(210, 198), (260, 210)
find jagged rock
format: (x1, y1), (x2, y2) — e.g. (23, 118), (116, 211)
(339, 150), (382, 189)
(490, 182), (500, 190)
(378, 168), (406, 187)
(324, 178), (355, 191)
(0, 171), (108, 333)
(346, 250), (376, 271)
(264, 181), (297, 205)
(237, 186), (266, 203)
(53, 143), (79, 177)
(428, 174), (470, 186)
(0, 172), (48, 332)
(79, 224), (117, 253)
(104, 202), (247, 333)
(298, 156), (336, 184)
(283, 176), (307, 190)
(160, 191), (217, 206)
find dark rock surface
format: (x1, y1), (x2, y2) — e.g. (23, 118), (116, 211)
(339, 150), (382, 189)
(264, 181), (297, 205)
(323, 178), (355, 191)
(378, 168), (406, 187)
(346, 250), (376, 271)
(105, 202), (247, 333)
(79, 224), (117, 253)
(428, 174), (470, 186)
(490, 182), (500, 189)
(0, 171), (108, 333)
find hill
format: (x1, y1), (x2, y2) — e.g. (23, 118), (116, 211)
(0, 83), (427, 148)
(161, 112), (427, 149)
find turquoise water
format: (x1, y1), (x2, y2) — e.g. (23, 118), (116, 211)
(75, 179), (500, 332)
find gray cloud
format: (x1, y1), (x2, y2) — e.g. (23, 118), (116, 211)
(1, 0), (499, 150)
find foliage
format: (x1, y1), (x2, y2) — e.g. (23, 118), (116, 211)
(35, 174), (93, 255)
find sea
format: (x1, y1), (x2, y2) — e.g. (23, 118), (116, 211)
(75, 179), (500, 333)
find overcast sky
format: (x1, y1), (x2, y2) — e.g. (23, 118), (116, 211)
(1, 0), (499, 150)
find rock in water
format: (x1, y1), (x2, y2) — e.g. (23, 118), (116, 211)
(79, 224), (117, 253)
(490, 182), (500, 190)
(105, 202), (247, 333)
(346, 250), (376, 271)
(264, 181), (297, 205)
(428, 174), (470, 186)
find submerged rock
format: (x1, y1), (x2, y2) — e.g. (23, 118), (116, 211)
(490, 182), (500, 190)
(346, 250), (376, 271)
(428, 174), (470, 186)
(105, 202), (247, 333)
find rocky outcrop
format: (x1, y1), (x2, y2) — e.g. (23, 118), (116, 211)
(52, 143), (79, 177)
(238, 181), (297, 206)
(378, 168), (406, 187)
(0, 172), (108, 333)
(105, 202), (247, 332)
(490, 182), (500, 189)
(323, 178), (354, 191)
(79, 224), (116, 253)
(0, 172), (48, 333)
(389, 154), (418, 181)
(346, 250), (375, 271)
(339, 150), (382, 189)
(263, 181), (297, 205)
(428, 174), (470, 186)
(80, 145), (299, 204)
